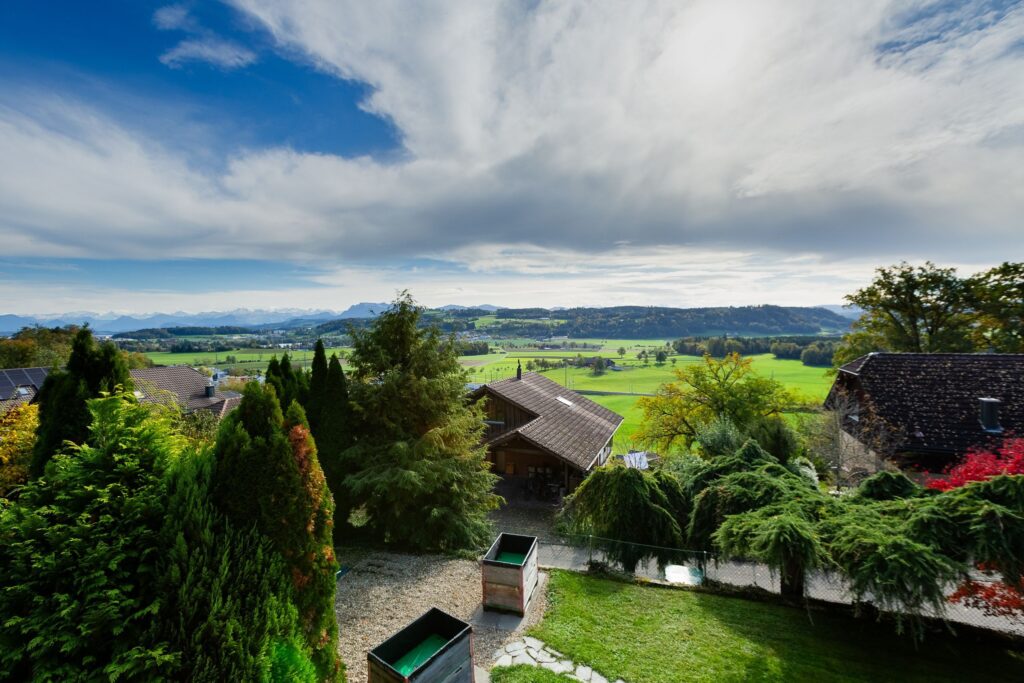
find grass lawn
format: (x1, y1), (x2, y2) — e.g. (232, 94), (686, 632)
(519, 571), (1024, 683)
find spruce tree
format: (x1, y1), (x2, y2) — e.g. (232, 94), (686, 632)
(31, 327), (131, 476)
(341, 292), (500, 551)
(211, 383), (341, 681)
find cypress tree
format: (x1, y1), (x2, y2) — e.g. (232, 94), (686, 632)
(318, 354), (352, 534)
(211, 383), (341, 681)
(307, 340), (329, 437)
(31, 327), (131, 476)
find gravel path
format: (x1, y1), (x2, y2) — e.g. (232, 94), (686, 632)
(334, 546), (549, 683)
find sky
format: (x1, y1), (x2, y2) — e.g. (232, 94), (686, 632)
(1, 0), (1022, 314)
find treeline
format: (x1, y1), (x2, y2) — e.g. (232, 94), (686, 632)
(455, 340), (490, 356)
(314, 304), (853, 340)
(833, 261), (1023, 367)
(672, 335), (838, 367)
(1, 325), (152, 370)
(112, 325), (254, 339)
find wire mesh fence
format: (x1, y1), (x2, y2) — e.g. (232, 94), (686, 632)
(537, 534), (1024, 637)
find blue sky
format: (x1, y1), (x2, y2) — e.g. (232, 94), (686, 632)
(1, 1), (1022, 314)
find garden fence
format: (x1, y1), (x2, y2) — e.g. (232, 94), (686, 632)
(537, 534), (1024, 638)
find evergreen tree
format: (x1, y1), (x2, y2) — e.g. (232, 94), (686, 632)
(560, 464), (685, 571)
(1, 397), (176, 680)
(159, 434), (316, 682)
(30, 327), (131, 476)
(307, 339), (329, 437)
(212, 383), (341, 681)
(317, 354), (352, 535)
(341, 292), (501, 550)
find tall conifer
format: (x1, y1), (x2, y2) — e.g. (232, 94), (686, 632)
(307, 340), (329, 437)
(31, 327), (131, 476)
(211, 383), (340, 681)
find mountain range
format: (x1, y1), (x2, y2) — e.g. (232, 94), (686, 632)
(0, 302), (505, 334)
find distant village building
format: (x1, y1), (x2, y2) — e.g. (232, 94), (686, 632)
(471, 368), (622, 495)
(0, 365), (241, 418)
(826, 353), (1024, 472)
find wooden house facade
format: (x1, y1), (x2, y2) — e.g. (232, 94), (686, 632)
(471, 369), (623, 495)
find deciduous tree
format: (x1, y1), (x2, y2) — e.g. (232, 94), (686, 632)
(637, 353), (792, 452)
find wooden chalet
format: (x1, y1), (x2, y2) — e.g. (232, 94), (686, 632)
(471, 367), (623, 496)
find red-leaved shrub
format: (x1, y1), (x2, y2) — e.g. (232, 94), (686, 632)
(927, 437), (1024, 491)
(931, 438), (1024, 621)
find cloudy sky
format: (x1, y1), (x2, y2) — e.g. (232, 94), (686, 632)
(1, 0), (1021, 314)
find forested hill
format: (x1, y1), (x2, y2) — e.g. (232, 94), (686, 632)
(549, 305), (852, 337)
(316, 305), (853, 338)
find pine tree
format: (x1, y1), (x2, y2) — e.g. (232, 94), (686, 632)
(31, 327), (131, 476)
(211, 383), (341, 681)
(340, 292), (500, 551)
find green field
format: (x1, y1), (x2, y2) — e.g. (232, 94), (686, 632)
(146, 341), (831, 452)
(500, 571), (1024, 683)
(461, 352), (831, 452)
(144, 346), (350, 369)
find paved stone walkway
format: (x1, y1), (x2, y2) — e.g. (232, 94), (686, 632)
(492, 635), (625, 683)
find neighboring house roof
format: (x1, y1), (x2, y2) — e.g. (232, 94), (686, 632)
(129, 366), (241, 416)
(0, 365), (240, 418)
(0, 367), (48, 413)
(827, 352), (1024, 456)
(473, 372), (623, 470)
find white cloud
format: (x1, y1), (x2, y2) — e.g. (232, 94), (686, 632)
(1, 0), (1023, 310)
(154, 4), (257, 70)
(153, 4), (195, 31)
(159, 38), (258, 70)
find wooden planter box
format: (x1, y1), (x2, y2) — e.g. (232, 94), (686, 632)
(481, 533), (539, 616)
(367, 608), (474, 683)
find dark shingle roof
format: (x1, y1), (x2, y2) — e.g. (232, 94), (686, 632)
(478, 372), (622, 470)
(829, 353), (1024, 455)
(0, 367), (48, 413)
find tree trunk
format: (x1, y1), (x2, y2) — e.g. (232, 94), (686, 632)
(780, 559), (805, 598)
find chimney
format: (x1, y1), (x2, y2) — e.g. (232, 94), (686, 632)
(516, 361), (522, 380)
(979, 397), (1002, 433)
(205, 380), (216, 398)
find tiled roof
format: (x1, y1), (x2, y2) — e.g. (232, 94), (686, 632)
(477, 372), (622, 470)
(0, 365), (240, 417)
(829, 353), (1024, 455)
(0, 367), (48, 413)
(129, 366), (241, 415)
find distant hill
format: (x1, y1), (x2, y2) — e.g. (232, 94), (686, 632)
(5, 303), (854, 340)
(813, 304), (863, 320)
(337, 302), (390, 318)
(315, 304), (852, 339)
(437, 303), (504, 311)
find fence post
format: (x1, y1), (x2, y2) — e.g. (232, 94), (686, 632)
(588, 534), (593, 564)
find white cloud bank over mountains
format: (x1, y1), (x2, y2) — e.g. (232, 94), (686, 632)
(1, 0), (1022, 311)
